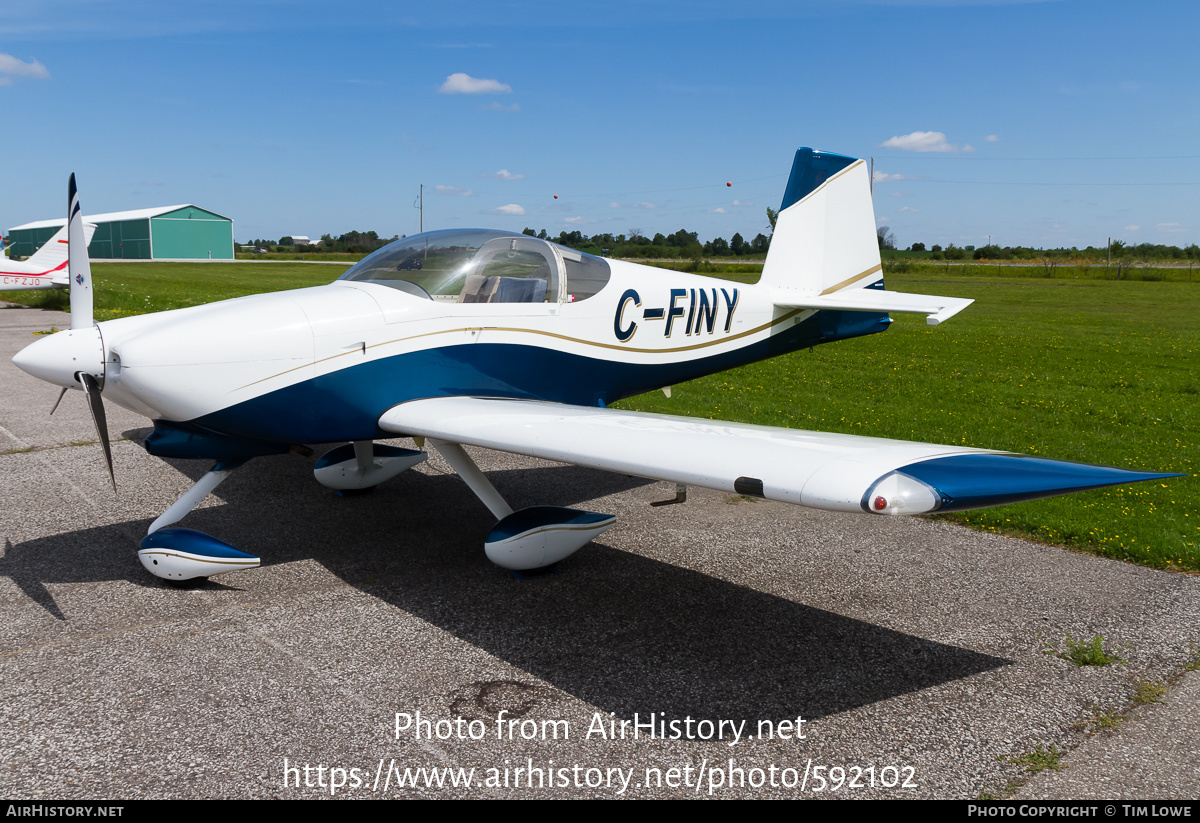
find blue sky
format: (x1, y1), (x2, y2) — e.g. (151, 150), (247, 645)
(2, 0), (1197, 249)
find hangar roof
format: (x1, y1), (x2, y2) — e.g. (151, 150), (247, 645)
(11, 204), (232, 231)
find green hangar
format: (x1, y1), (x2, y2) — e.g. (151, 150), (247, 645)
(9, 205), (234, 260)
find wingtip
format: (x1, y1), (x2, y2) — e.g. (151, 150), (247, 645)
(893, 454), (1182, 513)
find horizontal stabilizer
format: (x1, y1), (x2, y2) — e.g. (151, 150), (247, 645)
(774, 288), (974, 326)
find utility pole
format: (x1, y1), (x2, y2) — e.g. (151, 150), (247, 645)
(414, 184), (424, 233)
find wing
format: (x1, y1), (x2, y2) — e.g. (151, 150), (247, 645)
(378, 397), (1175, 516)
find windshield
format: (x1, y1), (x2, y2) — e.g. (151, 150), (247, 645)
(338, 228), (612, 303)
(339, 229), (520, 300)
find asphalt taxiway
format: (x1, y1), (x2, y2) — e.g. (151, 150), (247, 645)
(1, 302), (1197, 799)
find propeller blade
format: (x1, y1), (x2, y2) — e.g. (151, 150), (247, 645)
(77, 372), (116, 493)
(49, 386), (68, 416)
(68, 173), (93, 331)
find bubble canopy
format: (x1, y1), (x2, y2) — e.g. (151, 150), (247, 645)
(337, 229), (611, 304)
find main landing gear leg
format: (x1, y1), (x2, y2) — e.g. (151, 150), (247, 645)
(138, 458), (260, 582)
(429, 439), (615, 571)
(313, 440), (427, 493)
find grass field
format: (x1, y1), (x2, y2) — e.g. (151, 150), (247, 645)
(614, 274), (1199, 572)
(0, 262), (351, 321)
(4, 264), (1196, 571)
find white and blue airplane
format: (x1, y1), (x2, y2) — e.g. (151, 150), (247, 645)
(1, 221), (96, 291)
(12, 151), (1178, 582)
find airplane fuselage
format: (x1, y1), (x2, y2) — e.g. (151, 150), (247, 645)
(20, 257), (889, 459)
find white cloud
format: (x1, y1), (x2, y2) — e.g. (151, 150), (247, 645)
(873, 171), (914, 182)
(898, 206), (920, 214)
(490, 203), (525, 215)
(731, 199), (753, 207)
(1157, 222), (1182, 232)
(879, 131), (962, 153)
(608, 202), (620, 209)
(632, 202), (656, 209)
(708, 207), (726, 214)
(438, 72), (512, 95)
(481, 102), (520, 112)
(1124, 225), (1140, 232)
(0, 53), (49, 84)
(483, 169), (525, 180)
(985, 134), (1000, 142)
(435, 185), (473, 197)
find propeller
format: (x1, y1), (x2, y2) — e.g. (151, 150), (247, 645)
(68, 173), (93, 331)
(61, 173), (116, 491)
(78, 371), (116, 493)
(49, 386), (68, 415)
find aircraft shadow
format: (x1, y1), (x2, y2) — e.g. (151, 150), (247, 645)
(4, 452), (1010, 725)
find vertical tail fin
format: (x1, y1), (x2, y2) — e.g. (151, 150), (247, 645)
(760, 148), (882, 296)
(26, 222), (97, 281)
(763, 148), (973, 326)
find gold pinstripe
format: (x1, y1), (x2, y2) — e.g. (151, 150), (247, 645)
(234, 308), (808, 391)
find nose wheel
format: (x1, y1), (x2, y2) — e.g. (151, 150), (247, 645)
(137, 458), (260, 582)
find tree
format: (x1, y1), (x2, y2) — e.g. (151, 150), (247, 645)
(522, 227), (536, 237)
(706, 237), (730, 256)
(667, 229), (699, 248)
(766, 207), (778, 236)
(910, 242), (926, 252)
(730, 232), (745, 256)
(279, 236), (294, 246)
(877, 225), (895, 251)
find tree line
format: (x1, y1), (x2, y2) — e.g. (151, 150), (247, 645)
(242, 212), (1198, 263)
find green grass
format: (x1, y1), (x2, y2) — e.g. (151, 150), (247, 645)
(616, 274), (1199, 572)
(1088, 708), (1125, 731)
(1005, 745), (1066, 774)
(235, 251), (365, 262)
(1058, 634), (1126, 667)
(0, 262), (350, 321)
(1131, 680), (1167, 706)
(884, 261), (1200, 282)
(4, 265), (1195, 572)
